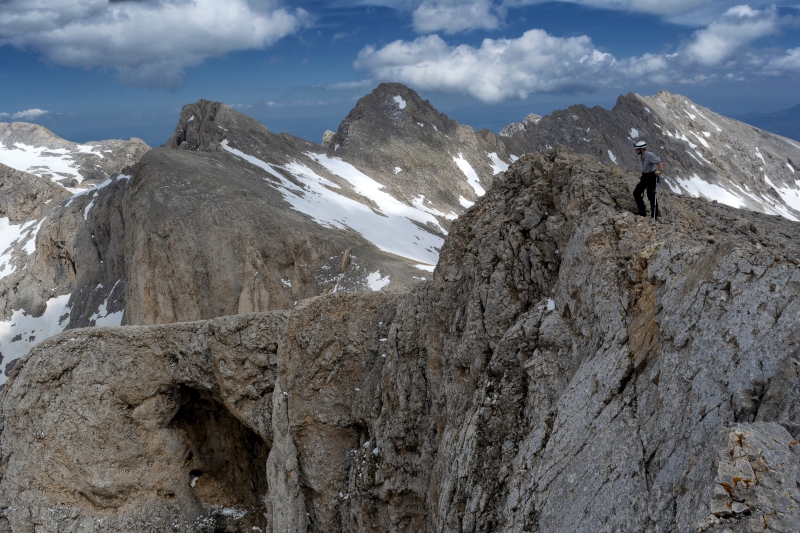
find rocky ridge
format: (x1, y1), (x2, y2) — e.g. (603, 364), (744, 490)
(500, 90), (800, 220)
(0, 122), (148, 189)
(2, 147), (799, 532)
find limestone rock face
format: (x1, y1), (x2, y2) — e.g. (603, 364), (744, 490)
(122, 146), (420, 326)
(0, 122), (148, 380)
(0, 312), (287, 532)
(0, 163), (71, 224)
(3, 147), (800, 532)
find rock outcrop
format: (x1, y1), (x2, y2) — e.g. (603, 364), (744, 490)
(3, 147), (799, 532)
(500, 90), (800, 220)
(0, 163), (71, 224)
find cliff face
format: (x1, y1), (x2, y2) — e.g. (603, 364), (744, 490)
(2, 148), (800, 533)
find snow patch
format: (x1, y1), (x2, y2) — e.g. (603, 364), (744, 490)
(394, 167), (402, 174)
(366, 271), (390, 291)
(0, 294), (72, 385)
(393, 96), (406, 110)
(487, 152), (508, 175)
(0, 217), (42, 279)
(509, 155), (518, 162)
(88, 283), (124, 327)
(629, 128), (639, 139)
(689, 132), (710, 149)
(673, 174), (745, 209)
(454, 153), (485, 196)
(755, 147), (766, 165)
(0, 143), (99, 184)
(607, 150), (617, 164)
(788, 163), (796, 174)
(83, 193), (96, 221)
(459, 196), (474, 208)
(415, 263), (435, 272)
(221, 140), (443, 265)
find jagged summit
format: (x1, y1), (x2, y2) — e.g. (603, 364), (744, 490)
(325, 83), (459, 150)
(499, 113), (541, 137)
(500, 89), (800, 221)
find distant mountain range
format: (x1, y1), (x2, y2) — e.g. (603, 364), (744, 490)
(732, 104), (800, 143)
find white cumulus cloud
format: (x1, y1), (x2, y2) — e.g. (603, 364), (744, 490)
(765, 47), (800, 72)
(683, 4), (779, 66)
(355, 4), (800, 102)
(0, 0), (312, 87)
(0, 109), (50, 120)
(504, 0), (718, 19)
(412, 0), (500, 34)
(355, 30), (616, 103)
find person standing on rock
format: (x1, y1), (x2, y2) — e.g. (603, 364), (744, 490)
(633, 140), (663, 220)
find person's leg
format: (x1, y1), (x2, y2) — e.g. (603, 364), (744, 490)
(633, 180), (647, 215)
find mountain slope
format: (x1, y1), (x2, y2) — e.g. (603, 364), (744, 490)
(325, 83), (513, 214)
(0, 124), (148, 383)
(4, 147), (800, 532)
(501, 90), (800, 220)
(0, 122), (148, 189)
(124, 88), (511, 325)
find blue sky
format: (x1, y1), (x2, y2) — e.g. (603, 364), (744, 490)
(1, 0), (799, 147)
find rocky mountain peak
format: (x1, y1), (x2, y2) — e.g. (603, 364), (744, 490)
(326, 82), (459, 150)
(499, 113), (542, 137)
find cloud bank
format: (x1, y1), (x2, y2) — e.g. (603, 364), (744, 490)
(0, 0), (311, 87)
(412, 1), (500, 34)
(0, 109), (50, 120)
(356, 4), (795, 103)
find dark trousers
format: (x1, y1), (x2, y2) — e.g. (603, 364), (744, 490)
(634, 172), (659, 218)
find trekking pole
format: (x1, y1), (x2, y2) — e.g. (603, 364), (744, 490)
(653, 175), (659, 223)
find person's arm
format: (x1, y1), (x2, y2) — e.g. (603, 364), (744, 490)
(655, 161), (664, 175)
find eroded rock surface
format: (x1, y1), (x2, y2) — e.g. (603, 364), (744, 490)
(2, 148), (800, 532)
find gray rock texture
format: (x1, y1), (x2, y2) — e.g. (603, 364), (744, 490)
(2, 147), (799, 532)
(500, 90), (800, 220)
(0, 122), (148, 380)
(0, 163), (71, 225)
(0, 122), (148, 189)
(123, 145), (418, 325)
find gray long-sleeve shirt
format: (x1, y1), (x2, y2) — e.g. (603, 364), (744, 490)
(641, 151), (661, 173)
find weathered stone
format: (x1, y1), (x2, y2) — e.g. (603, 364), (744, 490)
(2, 148), (800, 532)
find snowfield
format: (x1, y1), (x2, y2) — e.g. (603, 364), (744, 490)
(221, 140), (449, 266)
(0, 142), (97, 184)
